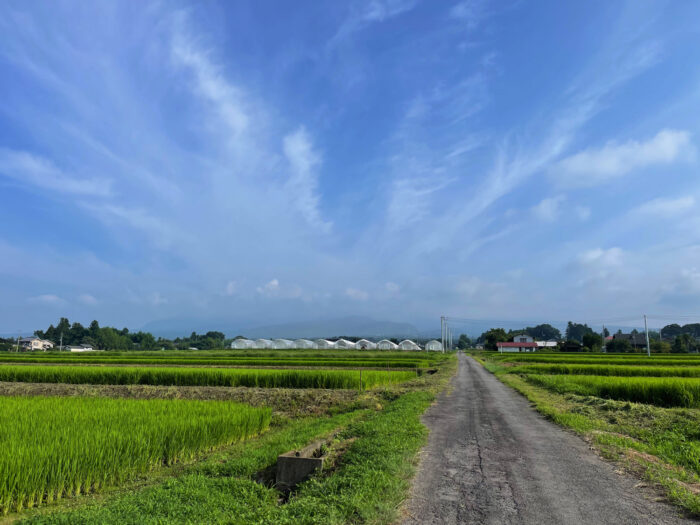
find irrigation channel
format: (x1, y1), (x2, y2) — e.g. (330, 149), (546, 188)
(401, 352), (692, 525)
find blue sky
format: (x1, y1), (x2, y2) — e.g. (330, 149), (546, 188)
(1, 0), (700, 334)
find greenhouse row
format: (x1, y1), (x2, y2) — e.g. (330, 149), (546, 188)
(230, 337), (444, 351)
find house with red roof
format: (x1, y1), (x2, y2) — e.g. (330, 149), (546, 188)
(496, 334), (539, 353)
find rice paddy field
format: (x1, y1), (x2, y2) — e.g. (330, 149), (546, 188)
(0, 348), (455, 523)
(475, 351), (700, 515)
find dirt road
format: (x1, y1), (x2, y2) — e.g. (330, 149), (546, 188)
(401, 353), (691, 525)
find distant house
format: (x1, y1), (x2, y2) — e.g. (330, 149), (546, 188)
(335, 339), (356, 349)
(19, 337), (54, 351)
(376, 339), (399, 350)
(398, 339), (421, 351)
(425, 340), (443, 351)
(536, 339), (558, 349)
(315, 339), (336, 349)
(355, 339), (377, 350)
(613, 333), (647, 349)
(512, 334), (535, 344)
(496, 341), (538, 353)
(475, 343), (485, 350)
(230, 339), (254, 349)
(67, 344), (96, 353)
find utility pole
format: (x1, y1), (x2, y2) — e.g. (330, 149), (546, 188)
(440, 316), (445, 353)
(644, 314), (651, 357)
(59, 332), (63, 352)
(15, 334), (20, 353)
(601, 324), (606, 353)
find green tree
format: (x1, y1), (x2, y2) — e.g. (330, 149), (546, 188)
(565, 322), (594, 343)
(525, 324), (561, 340)
(457, 334), (471, 349)
(483, 328), (508, 351)
(582, 332), (603, 351)
(607, 339), (632, 353)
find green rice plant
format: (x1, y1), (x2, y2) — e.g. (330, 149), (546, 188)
(0, 396), (270, 515)
(0, 365), (417, 389)
(524, 374), (700, 408)
(491, 356), (700, 367)
(513, 364), (700, 377)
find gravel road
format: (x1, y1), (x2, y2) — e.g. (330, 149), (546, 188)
(401, 352), (692, 525)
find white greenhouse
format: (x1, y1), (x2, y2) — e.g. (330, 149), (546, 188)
(315, 339), (336, 349)
(376, 339), (399, 350)
(398, 339), (421, 351)
(335, 339), (356, 349)
(293, 339), (316, 349)
(230, 338), (254, 349)
(424, 340), (443, 351)
(254, 338), (273, 349)
(355, 339), (377, 350)
(272, 338), (294, 349)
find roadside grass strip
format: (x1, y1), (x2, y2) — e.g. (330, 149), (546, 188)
(19, 392), (434, 525)
(0, 365), (417, 389)
(0, 396), (271, 515)
(513, 364), (700, 377)
(524, 374), (700, 408)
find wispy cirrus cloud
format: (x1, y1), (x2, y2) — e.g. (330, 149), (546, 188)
(0, 148), (112, 196)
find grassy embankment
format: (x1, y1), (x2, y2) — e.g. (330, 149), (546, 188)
(4, 352), (456, 524)
(473, 351), (700, 516)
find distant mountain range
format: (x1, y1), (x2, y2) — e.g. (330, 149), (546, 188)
(140, 315), (422, 340)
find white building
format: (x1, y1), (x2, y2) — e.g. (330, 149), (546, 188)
(315, 339), (336, 349)
(398, 339), (421, 351)
(254, 338), (273, 349)
(19, 337), (54, 351)
(512, 334), (534, 343)
(67, 344), (96, 352)
(376, 339), (399, 350)
(536, 339), (558, 348)
(230, 339), (254, 349)
(355, 339), (377, 350)
(293, 339), (316, 349)
(272, 338), (293, 349)
(425, 340), (443, 351)
(496, 342), (538, 353)
(335, 339), (356, 349)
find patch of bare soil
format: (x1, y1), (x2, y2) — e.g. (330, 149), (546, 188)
(0, 382), (360, 417)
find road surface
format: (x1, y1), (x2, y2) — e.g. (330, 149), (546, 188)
(401, 353), (691, 525)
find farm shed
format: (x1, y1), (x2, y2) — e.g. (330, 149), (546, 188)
(376, 339), (399, 350)
(293, 339), (315, 349)
(272, 339), (294, 349)
(398, 339), (421, 351)
(496, 342), (538, 353)
(230, 339), (254, 349)
(335, 339), (356, 349)
(425, 340), (443, 351)
(355, 339), (377, 350)
(254, 339), (273, 349)
(315, 339), (337, 349)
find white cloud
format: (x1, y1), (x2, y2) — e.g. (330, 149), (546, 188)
(283, 127), (331, 232)
(224, 281), (237, 296)
(634, 196), (695, 217)
(385, 282), (400, 293)
(574, 206), (591, 221)
(345, 287), (369, 300)
(449, 0), (487, 29)
(0, 148), (112, 196)
(150, 292), (168, 306)
(28, 294), (63, 305)
(532, 195), (565, 222)
(553, 129), (693, 188)
(78, 293), (98, 305)
(257, 279), (280, 296)
(575, 247), (624, 284)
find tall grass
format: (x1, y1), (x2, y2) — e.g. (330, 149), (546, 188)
(0, 356), (431, 368)
(524, 374), (700, 408)
(0, 396), (270, 515)
(514, 364), (700, 377)
(0, 365), (416, 389)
